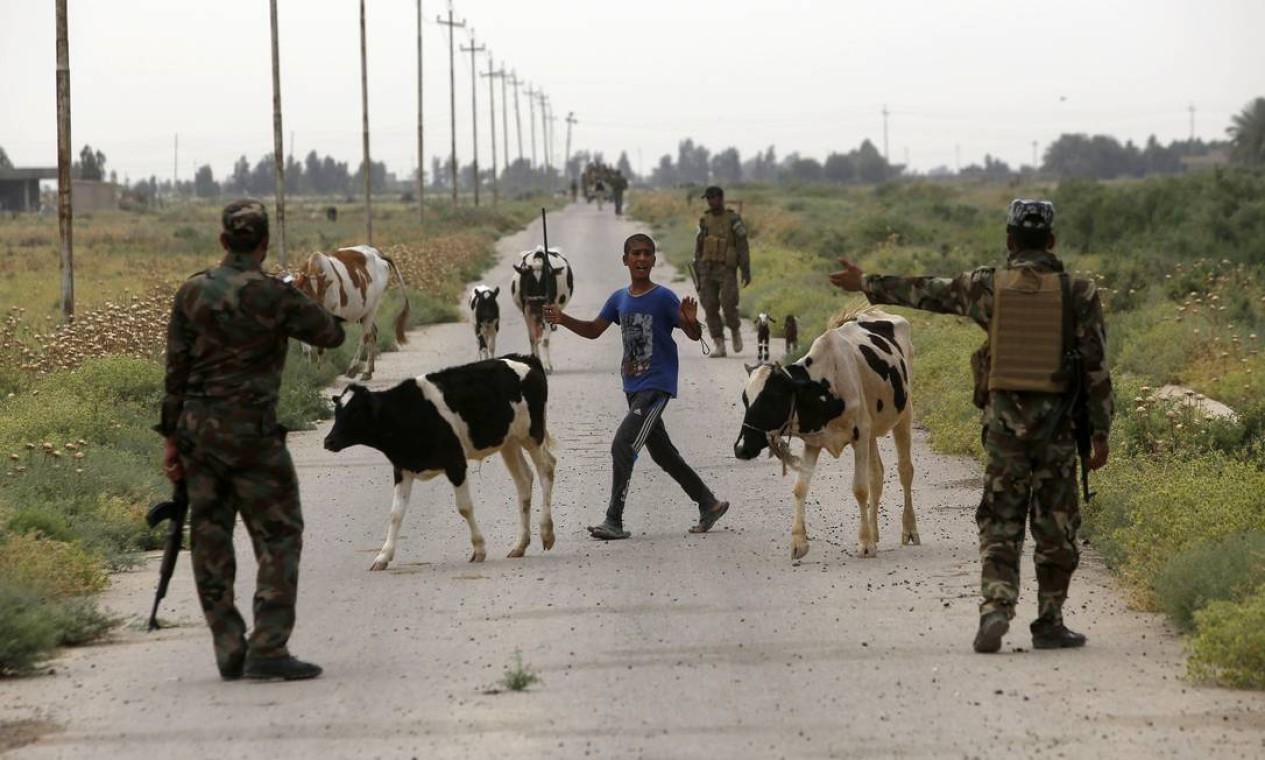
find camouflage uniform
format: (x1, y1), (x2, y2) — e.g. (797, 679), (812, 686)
(693, 189), (750, 353)
(861, 248), (1113, 629)
(159, 201), (344, 678)
(610, 172), (629, 216)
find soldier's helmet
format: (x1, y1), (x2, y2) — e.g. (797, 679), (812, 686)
(1006, 199), (1055, 232)
(701, 185), (724, 199)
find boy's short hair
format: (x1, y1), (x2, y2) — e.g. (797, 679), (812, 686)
(623, 233), (657, 255)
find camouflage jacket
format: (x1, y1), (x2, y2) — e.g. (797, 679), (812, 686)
(159, 251), (345, 437)
(862, 249), (1114, 442)
(693, 209), (751, 278)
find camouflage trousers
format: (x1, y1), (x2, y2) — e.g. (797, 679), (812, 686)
(696, 261), (741, 339)
(976, 425), (1081, 624)
(178, 402), (304, 675)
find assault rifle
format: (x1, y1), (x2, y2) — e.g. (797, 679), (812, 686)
(145, 479), (188, 632)
(1059, 274), (1094, 503)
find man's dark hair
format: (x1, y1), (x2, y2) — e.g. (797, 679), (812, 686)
(220, 199), (269, 254)
(1008, 227), (1053, 252)
(624, 233), (657, 255)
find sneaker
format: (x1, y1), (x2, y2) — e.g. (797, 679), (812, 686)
(1031, 621), (1087, 649)
(972, 609), (1010, 653)
(243, 655), (323, 681)
(731, 329), (744, 353)
(709, 338), (727, 358)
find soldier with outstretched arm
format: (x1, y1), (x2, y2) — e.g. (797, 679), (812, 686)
(828, 199), (1113, 654)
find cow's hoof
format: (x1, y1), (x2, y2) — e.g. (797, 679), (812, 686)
(469, 550), (486, 563)
(858, 544), (878, 558)
(902, 531), (921, 546)
(791, 542), (810, 561)
(507, 546), (526, 559)
(359, 372), (374, 381)
(370, 560), (389, 571)
(542, 532), (555, 551)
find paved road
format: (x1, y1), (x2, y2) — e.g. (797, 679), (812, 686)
(4, 202), (1264, 759)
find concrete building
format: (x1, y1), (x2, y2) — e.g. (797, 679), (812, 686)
(0, 167), (57, 212)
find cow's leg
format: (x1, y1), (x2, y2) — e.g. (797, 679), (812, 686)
(526, 313), (542, 359)
(852, 434), (877, 557)
(476, 325), (488, 360)
(451, 475), (486, 563)
(345, 325), (367, 378)
(538, 316), (552, 373)
(371, 470), (415, 571)
(790, 445), (822, 561)
(500, 441), (535, 558)
(893, 413), (919, 545)
(526, 440), (556, 551)
(867, 437), (885, 548)
(488, 322), (498, 358)
(360, 323), (379, 381)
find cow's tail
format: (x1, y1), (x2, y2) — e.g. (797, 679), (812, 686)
(383, 253), (411, 345)
(827, 304), (878, 330)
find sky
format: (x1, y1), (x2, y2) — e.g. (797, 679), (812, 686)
(2, 0), (1263, 184)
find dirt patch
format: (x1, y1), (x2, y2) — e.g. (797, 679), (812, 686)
(0, 718), (61, 754)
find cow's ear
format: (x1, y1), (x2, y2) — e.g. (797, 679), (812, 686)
(744, 363), (757, 376)
(512, 264), (524, 274)
(330, 394), (341, 407)
(492, 286), (500, 297)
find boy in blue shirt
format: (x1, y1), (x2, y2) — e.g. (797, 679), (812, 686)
(544, 233), (730, 540)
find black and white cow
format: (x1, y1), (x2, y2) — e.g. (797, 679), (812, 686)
(755, 312), (777, 362)
(324, 353), (556, 570)
(734, 308), (918, 561)
(783, 314), (799, 355)
(469, 284), (501, 360)
(510, 246), (574, 372)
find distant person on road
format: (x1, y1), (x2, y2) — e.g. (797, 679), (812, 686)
(828, 199), (1114, 654)
(594, 178), (607, 211)
(570, 179), (578, 202)
(693, 186), (750, 358)
(159, 199), (345, 682)
(611, 171), (629, 216)
(543, 232), (730, 540)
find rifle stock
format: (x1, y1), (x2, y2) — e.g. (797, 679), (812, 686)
(145, 480), (188, 631)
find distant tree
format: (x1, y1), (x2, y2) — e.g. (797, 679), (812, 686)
(75, 144), (106, 181)
(744, 145), (778, 182)
(710, 147), (742, 185)
(227, 155), (251, 195)
(783, 155), (824, 183)
(616, 151), (634, 181)
(352, 159), (390, 193)
(284, 153), (302, 195)
(676, 139), (710, 184)
(0, 146), (12, 170)
(854, 139), (888, 183)
(193, 164), (219, 198)
(823, 152), (856, 183)
(248, 155), (275, 196)
(1228, 97), (1265, 165)
(650, 154), (677, 187)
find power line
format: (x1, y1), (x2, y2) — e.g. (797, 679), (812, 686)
(459, 30), (485, 206)
(436, 4), (466, 206)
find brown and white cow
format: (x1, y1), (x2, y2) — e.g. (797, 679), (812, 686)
(510, 246), (573, 372)
(293, 244), (410, 381)
(469, 284), (501, 360)
(735, 308), (918, 560)
(324, 353), (556, 570)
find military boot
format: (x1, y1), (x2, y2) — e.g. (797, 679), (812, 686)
(972, 609), (1010, 653)
(710, 337), (727, 358)
(243, 654), (324, 681)
(731, 327), (744, 353)
(1031, 620), (1087, 649)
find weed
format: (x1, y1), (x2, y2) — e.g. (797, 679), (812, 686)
(501, 649), (541, 692)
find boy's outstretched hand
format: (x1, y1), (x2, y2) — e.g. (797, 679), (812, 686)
(542, 303), (562, 325)
(678, 296), (702, 340)
(828, 258), (865, 292)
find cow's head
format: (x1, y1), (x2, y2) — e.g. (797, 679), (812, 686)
(734, 363), (845, 460)
(324, 384), (377, 452)
(756, 312), (773, 328)
(470, 285), (500, 312)
(513, 247), (563, 305)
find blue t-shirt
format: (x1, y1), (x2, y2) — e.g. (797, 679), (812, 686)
(599, 284), (681, 397)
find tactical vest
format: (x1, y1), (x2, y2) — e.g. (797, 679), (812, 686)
(699, 211), (734, 264)
(987, 267), (1067, 393)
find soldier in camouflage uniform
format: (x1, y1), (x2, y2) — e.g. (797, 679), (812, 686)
(159, 199), (345, 681)
(828, 199), (1113, 653)
(693, 186), (751, 358)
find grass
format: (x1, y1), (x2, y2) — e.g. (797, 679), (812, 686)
(500, 649), (541, 692)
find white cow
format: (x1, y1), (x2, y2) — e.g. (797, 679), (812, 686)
(510, 246), (574, 372)
(293, 245), (410, 381)
(734, 308), (918, 560)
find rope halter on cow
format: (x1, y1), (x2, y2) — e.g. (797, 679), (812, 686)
(739, 366), (802, 476)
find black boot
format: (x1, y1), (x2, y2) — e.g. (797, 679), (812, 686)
(1031, 620), (1087, 649)
(972, 609), (1010, 653)
(243, 655), (323, 681)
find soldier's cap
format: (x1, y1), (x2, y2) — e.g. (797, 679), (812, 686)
(221, 199), (269, 236)
(1006, 199), (1055, 232)
(701, 185), (724, 199)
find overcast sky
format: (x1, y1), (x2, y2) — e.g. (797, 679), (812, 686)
(2, 0), (1263, 183)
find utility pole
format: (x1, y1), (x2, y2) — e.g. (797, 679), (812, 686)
(359, 0), (372, 245)
(882, 104), (890, 176)
(509, 70), (524, 165)
(460, 32), (485, 206)
(541, 93), (554, 193)
(415, 0), (424, 224)
(565, 111), (577, 185)
(498, 66), (509, 179)
(173, 134), (178, 195)
(437, 4), (465, 205)
(268, 0), (288, 267)
(1188, 102), (1196, 142)
(525, 84), (538, 188)
(480, 55), (502, 205)
(55, 0), (73, 321)
(1032, 140), (1038, 169)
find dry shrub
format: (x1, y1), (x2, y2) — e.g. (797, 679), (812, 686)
(0, 532), (107, 598)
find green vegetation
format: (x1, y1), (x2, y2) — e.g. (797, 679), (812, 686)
(500, 649), (541, 692)
(632, 168), (1265, 689)
(0, 197), (555, 675)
